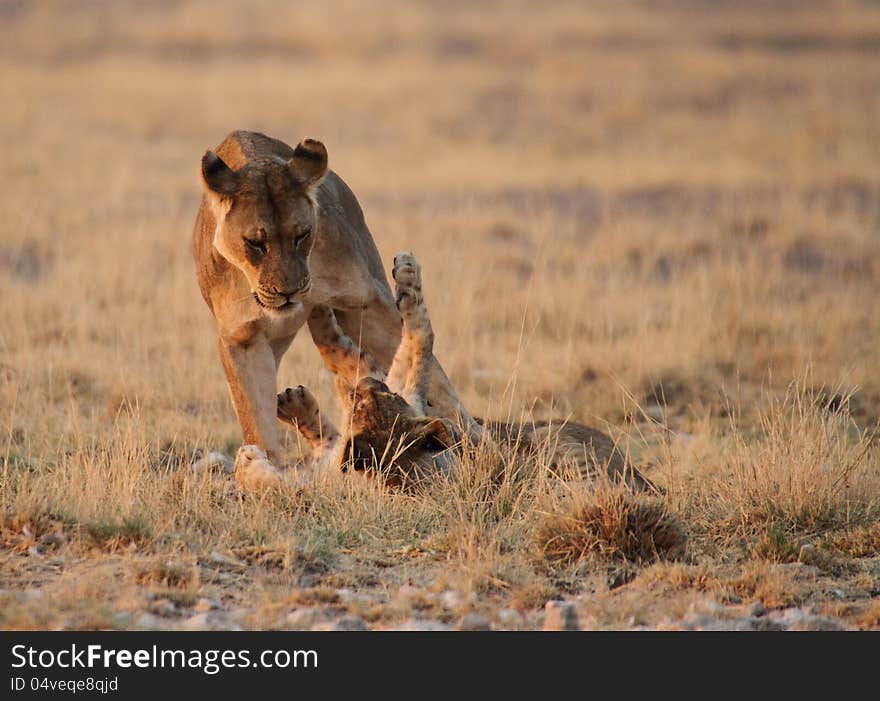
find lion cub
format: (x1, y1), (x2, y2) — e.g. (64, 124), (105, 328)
(235, 253), (651, 491)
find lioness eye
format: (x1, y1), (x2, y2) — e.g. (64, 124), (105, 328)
(245, 238), (266, 254)
(294, 227), (312, 245)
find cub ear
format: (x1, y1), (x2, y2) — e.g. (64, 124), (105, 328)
(288, 138), (328, 191)
(417, 418), (458, 449)
(200, 150), (239, 198)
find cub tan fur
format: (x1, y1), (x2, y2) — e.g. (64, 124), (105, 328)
(192, 131), (471, 467)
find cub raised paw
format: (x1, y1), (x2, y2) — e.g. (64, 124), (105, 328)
(277, 385), (341, 452)
(392, 252), (423, 314)
(277, 385), (320, 427)
(392, 251), (432, 341)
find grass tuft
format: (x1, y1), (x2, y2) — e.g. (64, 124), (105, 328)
(536, 481), (686, 565)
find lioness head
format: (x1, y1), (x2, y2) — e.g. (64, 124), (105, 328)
(200, 139), (328, 312)
(341, 377), (459, 488)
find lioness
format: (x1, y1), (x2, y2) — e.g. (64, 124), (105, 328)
(235, 252), (651, 491)
(192, 131), (472, 467)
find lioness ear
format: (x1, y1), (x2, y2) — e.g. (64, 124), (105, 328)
(200, 150), (239, 198)
(288, 138), (328, 191)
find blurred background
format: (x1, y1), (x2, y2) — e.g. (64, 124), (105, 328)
(2, 0), (879, 449)
(3, 0), (880, 633)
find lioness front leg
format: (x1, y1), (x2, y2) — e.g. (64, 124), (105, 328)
(217, 336), (283, 464)
(387, 252), (433, 414)
(277, 385), (341, 467)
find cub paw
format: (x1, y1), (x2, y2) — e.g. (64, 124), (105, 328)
(277, 385), (319, 425)
(234, 444), (283, 492)
(392, 252), (423, 313)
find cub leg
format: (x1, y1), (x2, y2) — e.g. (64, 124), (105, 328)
(307, 305), (387, 406)
(277, 385), (341, 465)
(387, 252), (433, 414)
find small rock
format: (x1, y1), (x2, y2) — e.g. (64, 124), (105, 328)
(336, 588), (371, 605)
(751, 617), (786, 631)
(440, 591), (461, 609)
(497, 609), (524, 628)
(776, 562), (820, 578)
(150, 599), (177, 617)
(135, 613), (163, 630)
(111, 611), (134, 629)
(789, 615), (848, 631)
(440, 590), (476, 610)
(226, 608), (248, 624)
(194, 598), (219, 613)
(286, 607), (327, 630)
(770, 607), (848, 631)
(393, 619), (451, 631)
(798, 543), (816, 559)
(696, 618), (760, 632)
(191, 451), (234, 474)
(747, 601), (766, 617)
(543, 601), (579, 631)
(655, 619), (690, 631)
(457, 613), (491, 631)
(316, 616), (368, 631)
(181, 613), (214, 630)
(770, 608), (846, 630)
(681, 612), (715, 629)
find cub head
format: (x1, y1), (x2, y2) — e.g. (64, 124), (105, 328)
(200, 139), (328, 313)
(340, 377), (459, 488)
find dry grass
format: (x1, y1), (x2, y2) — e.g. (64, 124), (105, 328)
(536, 481), (685, 564)
(2, 0), (880, 629)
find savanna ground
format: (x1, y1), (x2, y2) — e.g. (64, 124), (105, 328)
(2, 0), (880, 630)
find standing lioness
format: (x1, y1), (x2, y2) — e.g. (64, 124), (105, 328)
(192, 131), (467, 466)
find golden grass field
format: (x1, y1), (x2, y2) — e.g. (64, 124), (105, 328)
(2, 0), (880, 630)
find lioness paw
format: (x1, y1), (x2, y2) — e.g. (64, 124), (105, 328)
(234, 444), (283, 492)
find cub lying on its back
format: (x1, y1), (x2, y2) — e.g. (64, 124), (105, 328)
(235, 253), (652, 491)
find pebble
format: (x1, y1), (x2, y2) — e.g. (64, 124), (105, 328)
(194, 597), (219, 613)
(150, 599), (177, 617)
(181, 613), (214, 630)
(497, 608), (524, 628)
(457, 613), (491, 631)
(393, 619), (451, 631)
(440, 590), (476, 610)
(190, 451), (234, 474)
(542, 601), (580, 631)
(336, 588), (373, 605)
(134, 613), (163, 630)
(286, 607), (327, 630)
(746, 601), (766, 617)
(775, 562), (820, 578)
(111, 611), (134, 629)
(770, 608), (848, 631)
(312, 616), (369, 631)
